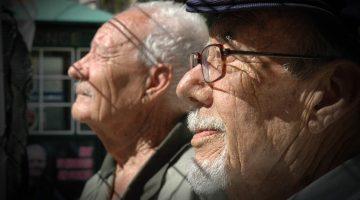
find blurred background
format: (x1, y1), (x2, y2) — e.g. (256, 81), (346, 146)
(0, 0), (183, 199)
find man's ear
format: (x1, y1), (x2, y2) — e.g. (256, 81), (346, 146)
(141, 63), (172, 104)
(308, 60), (360, 134)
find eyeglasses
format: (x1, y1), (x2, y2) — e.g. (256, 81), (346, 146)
(190, 44), (333, 83)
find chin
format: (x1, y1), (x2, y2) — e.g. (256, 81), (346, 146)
(187, 148), (228, 197)
(71, 103), (92, 123)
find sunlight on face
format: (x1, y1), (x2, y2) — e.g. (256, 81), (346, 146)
(68, 16), (149, 127)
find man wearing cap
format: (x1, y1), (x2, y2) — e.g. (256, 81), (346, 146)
(68, 1), (208, 199)
(177, 0), (360, 199)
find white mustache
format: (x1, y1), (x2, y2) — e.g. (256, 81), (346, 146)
(187, 110), (226, 133)
(75, 81), (93, 97)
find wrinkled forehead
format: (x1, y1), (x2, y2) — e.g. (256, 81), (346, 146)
(209, 13), (258, 39)
(92, 9), (152, 48)
(209, 11), (304, 52)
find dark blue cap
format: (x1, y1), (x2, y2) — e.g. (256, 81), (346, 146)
(186, 0), (335, 16)
(186, 0), (359, 38)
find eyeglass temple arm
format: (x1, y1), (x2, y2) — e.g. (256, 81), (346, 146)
(223, 49), (336, 60)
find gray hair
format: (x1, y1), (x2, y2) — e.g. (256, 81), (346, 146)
(133, 1), (208, 111)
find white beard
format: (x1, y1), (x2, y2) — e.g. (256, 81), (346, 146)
(186, 110), (228, 198)
(187, 148), (228, 198)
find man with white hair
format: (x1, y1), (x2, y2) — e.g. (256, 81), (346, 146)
(67, 1), (208, 200)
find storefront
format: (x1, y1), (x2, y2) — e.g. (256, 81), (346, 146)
(27, 1), (112, 199)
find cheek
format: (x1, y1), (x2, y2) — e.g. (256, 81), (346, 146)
(84, 67), (115, 122)
(213, 72), (262, 134)
(111, 75), (145, 109)
(212, 76), (269, 171)
(213, 90), (255, 153)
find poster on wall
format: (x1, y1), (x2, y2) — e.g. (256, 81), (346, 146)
(27, 136), (106, 200)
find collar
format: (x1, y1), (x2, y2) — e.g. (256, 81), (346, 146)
(289, 153), (360, 200)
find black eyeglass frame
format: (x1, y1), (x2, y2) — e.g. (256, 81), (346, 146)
(190, 43), (336, 83)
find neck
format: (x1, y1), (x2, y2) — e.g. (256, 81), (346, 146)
(107, 103), (183, 197)
(94, 101), (183, 166)
(112, 143), (156, 197)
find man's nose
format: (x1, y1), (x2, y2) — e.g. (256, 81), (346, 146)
(176, 65), (213, 108)
(68, 59), (89, 80)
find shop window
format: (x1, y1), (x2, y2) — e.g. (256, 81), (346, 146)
(43, 79), (72, 102)
(28, 48), (74, 135)
(28, 47), (96, 135)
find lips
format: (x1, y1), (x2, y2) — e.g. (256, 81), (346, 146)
(187, 110), (226, 147)
(191, 129), (221, 147)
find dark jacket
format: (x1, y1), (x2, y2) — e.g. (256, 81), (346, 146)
(289, 154), (360, 200)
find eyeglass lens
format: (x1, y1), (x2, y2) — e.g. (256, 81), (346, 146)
(202, 45), (223, 82)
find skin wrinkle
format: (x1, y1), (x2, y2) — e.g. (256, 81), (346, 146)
(100, 65), (113, 123)
(287, 127), (315, 174)
(136, 104), (176, 147)
(109, 116), (150, 163)
(300, 94), (311, 128)
(111, 19), (142, 45)
(98, 61), (119, 124)
(69, 6), (181, 167)
(220, 64), (261, 110)
(287, 131), (307, 170)
(107, 21), (142, 54)
(222, 15), (310, 193)
(110, 18), (157, 64)
(304, 84), (324, 131)
(295, 133), (322, 183)
(263, 125), (301, 181)
(288, 74), (347, 183)
(228, 98), (242, 175)
(93, 24), (146, 124)
(70, 63), (119, 111)
(91, 25), (129, 58)
(76, 35), (141, 126)
(219, 30), (294, 117)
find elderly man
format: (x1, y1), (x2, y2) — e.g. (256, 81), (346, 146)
(177, 0), (360, 199)
(68, 2), (208, 199)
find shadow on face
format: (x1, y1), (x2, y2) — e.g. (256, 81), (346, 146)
(178, 10), (360, 199)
